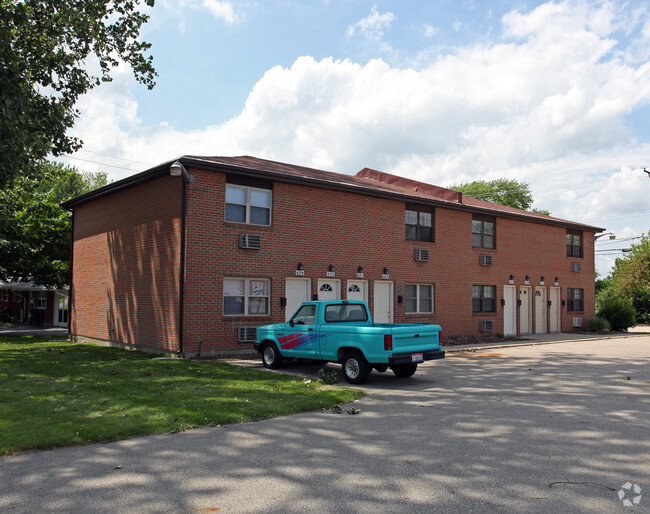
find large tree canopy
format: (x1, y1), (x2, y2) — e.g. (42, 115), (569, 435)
(611, 232), (650, 323)
(0, 161), (108, 287)
(0, 0), (156, 185)
(449, 178), (550, 215)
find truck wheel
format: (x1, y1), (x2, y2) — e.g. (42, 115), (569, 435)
(392, 363), (417, 378)
(342, 351), (370, 384)
(261, 342), (282, 369)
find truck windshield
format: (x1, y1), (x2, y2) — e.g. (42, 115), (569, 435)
(324, 304), (368, 323)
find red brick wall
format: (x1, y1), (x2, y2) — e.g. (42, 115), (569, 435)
(70, 167), (596, 355)
(180, 168), (596, 354)
(70, 176), (182, 352)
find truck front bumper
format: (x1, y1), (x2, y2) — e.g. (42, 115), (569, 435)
(389, 349), (445, 365)
(253, 342), (261, 353)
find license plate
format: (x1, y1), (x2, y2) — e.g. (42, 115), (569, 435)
(412, 353), (423, 363)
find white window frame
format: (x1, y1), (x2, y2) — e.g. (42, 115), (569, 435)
(1, 290), (8, 302)
(225, 184), (272, 226)
(36, 291), (47, 310)
(404, 283), (434, 314)
(223, 278), (271, 316)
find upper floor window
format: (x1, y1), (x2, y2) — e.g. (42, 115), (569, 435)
(1, 290), (8, 303)
(472, 285), (496, 313)
(225, 185), (271, 225)
(472, 215), (496, 249)
(405, 205), (434, 242)
(567, 288), (583, 311)
(223, 278), (270, 315)
(566, 230), (583, 258)
(405, 284), (434, 314)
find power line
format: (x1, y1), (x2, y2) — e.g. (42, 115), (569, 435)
(59, 155), (147, 172)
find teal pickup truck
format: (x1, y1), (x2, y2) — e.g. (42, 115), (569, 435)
(254, 300), (445, 384)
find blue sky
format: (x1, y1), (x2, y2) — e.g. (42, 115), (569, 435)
(61, 0), (650, 275)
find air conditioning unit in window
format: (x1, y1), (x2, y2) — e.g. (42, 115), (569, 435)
(572, 317), (583, 328)
(479, 255), (493, 266)
(237, 327), (257, 342)
(414, 249), (429, 261)
(571, 262), (581, 272)
(239, 234), (261, 250)
(479, 320), (493, 332)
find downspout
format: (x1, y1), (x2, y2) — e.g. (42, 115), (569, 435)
(177, 176), (187, 356)
(68, 208), (75, 337)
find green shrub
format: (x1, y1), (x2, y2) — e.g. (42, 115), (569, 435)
(317, 367), (338, 385)
(586, 317), (611, 333)
(596, 293), (636, 331)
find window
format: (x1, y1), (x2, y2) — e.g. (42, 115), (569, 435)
(1, 290), (7, 303)
(225, 185), (271, 225)
(472, 215), (496, 249)
(405, 205), (434, 242)
(324, 303), (369, 323)
(14, 291), (21, 302)
(473, 285), (496, 313)
(292, 304), (316, 325)
(223, 278), (270, 315)
(567, 288), (583, 312)
(36, 291), (47, 309)
(405, 284), (434, 314)
(57, 295), (69, 324)
(566, 230), (583, 258)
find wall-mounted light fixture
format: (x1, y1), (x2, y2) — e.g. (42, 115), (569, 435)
(382, 267), (389, 279)
(509, 274), (514, 284)
(295, 262), (305, 276)
(297, 262), (304, 271)
(383, 267), (389, 275)
(540, 276), (545, 285)
(356, 266), (364, 278)
(328, 264), (335, 272)
(525, 275), (530, 284)
(170, 161), (194, 183)
(554, 277), (559, 286)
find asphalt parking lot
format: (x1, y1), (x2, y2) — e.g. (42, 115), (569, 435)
(1, 335), (648, 513)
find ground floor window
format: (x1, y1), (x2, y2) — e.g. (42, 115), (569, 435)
(1, 290), (8, 303)
(405, 284), (434, 314)
(473, 285), (496, 313)
(567, 288), (583, 312)
(223, 278), (270, 315)
(36, 291), (47, 309)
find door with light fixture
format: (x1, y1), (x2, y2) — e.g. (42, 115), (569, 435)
(503, 285), (517, 336)
(346, 280), (367, 302)
(549, 287), (561, 333)
(285, 278), (311, 321)
(373, 281), (393, 323)
(534, 286), (547, 334)
(317, 279), (340, 301)
(519, 286), (532, 335)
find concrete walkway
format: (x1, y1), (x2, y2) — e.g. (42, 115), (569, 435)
(0, 325), (69, 337)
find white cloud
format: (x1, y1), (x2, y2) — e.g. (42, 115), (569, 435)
(68, 1), (650, 274)
(175, 0), (238, 24)
(347, 5), (395, 43)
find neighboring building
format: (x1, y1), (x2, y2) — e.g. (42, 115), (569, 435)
(0, 282), (69, 327)
(62, 156), (603, 357)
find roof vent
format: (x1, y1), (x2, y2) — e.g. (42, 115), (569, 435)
(237, 327), (257, 342)
(239, 234), (261, 250)
(414, 249), (429, 261)
(479, 255), (493, 266)
(571, 262), (581, 272)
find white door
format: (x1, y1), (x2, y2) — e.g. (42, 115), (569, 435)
(346, 280), (368, 302)
(373, 281), (393, 323)
(549, 287), (561, 333)
(519, 286), (532, 335)
(285, 278), (311, 321)
(503, 285), (517, 336)
(534, 286), (547, 334)
(53, 291), (69, 327)
(317, 279), (340, 301)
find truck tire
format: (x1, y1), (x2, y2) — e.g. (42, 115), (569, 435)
(392, 363), (417, 378)
(261, 342), (283, 369)
(342, 351), (370, 384)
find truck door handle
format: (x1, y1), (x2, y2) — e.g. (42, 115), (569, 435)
(308, 328), (314, 331)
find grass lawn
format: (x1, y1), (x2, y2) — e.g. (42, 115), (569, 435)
(0, 336), (363, 456)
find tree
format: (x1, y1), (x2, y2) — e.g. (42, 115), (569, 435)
(449, 178), (550, 214)
(0, 161), (108, 287)
(611, 232), (650, 323)
(0, 0), (156, 186)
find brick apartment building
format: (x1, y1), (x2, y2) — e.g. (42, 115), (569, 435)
(0, 283), (69, 327)
(62, 156), (603, 357)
